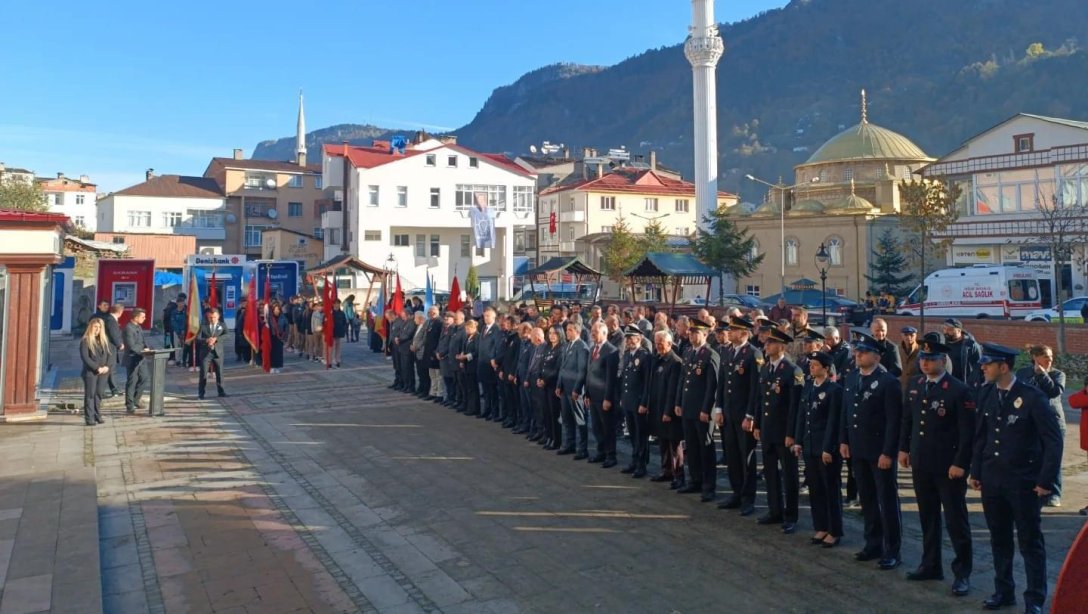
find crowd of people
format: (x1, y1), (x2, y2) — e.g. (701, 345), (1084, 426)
(379, 300), (1067, 614)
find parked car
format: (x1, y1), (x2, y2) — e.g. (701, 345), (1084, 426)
(722, 294), (767, 310)
(803, 296), (870, 327)
(1024, 296), (1088, 323)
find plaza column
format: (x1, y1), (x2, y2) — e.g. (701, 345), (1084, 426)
(1, 255), (58, 421)
(685, 0), (724, 228)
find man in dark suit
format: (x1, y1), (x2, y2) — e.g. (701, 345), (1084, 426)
(617, 325), (652, 477)
(674, 318), (720, 502)
(122, 308), (150, 412)
(514, 323), (536, 435)
(1014, 344), (1066, 507)
(970, 343), (1063, 614)
(423, 306), (444, 401)
(840, 330), (904, 571)
(388, 312), (406, 389)
(499, 316), (522, 428)
(395, 311), (418, 394)
(715, 316), (763, 515)
(899, 334), (974, 596)
(476, 307), (503, 421)
(197, 307), (229, 399)
(751, 327), (804, 533)
(585, 321), (620, 467)
(100, 303), (125, 396)
(436, 312), (457, 406)
(447, 311), (468, 411)
(556, 322), (589, 457)
(869, 318), (903, 377)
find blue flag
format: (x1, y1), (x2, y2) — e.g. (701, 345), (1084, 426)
(424, 273), (434, 312)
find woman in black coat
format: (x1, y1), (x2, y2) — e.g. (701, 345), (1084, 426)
(269, 302), (288, 373)
(793, 351), (845, 547)
(79, 318), (113, 426)
(538, 327), (563, 450)
(647, 331), (684, 487)
(457, 320), (481, 417)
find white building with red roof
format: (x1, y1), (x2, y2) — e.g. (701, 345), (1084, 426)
(321, 136), (536, 301)
(37, 172), (98, 231)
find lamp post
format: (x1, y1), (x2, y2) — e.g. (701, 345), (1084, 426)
(745, 174), (790, 294)
(815, 242), (830, 325)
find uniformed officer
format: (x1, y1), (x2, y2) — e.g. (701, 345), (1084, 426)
(748, 327), (803, 533)
(713, 315), (763, 516)
(898, 334), (974, 596)
(796, 329), (835, 380)
(840, 330), (904, 570)
(793, 351), (844, 547)
(618, 325), (653, 477)
(673, 317), (720, 502)
(969, 343), (1063, 614)
(648, 331), (685, 488)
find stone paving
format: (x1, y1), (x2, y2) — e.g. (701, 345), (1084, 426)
(1, 335), (1085, 613)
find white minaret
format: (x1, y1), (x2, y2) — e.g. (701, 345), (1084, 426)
(295, 90), (307, 166)
(684, 0), (724, 226)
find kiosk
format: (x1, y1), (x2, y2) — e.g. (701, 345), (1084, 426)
(246, 260), (300, 303)
(183, 254), (247, 328)
(51, 256), (75, 335)
(96, 259), (155, 330)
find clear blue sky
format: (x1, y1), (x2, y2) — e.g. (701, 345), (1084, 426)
(0, 0), (785, 192)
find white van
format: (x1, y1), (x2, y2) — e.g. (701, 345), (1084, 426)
(898, 265), (1042, 319)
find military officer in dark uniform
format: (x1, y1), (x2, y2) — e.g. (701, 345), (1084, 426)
(970, 343), (1063, 614)
(648, 331), (685, 488)
(840, 330), (904, 570)
(618, 325), (653, 477)
(749, 327), (803, 533)
(674, 318), (720, 502)
(898, 334), (974, 596)
(714, 315), (763, 516)
(793, 351), (844, 547)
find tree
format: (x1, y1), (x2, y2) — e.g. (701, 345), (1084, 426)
(602, 214), (643, 298)
(639, 217), (670, 254)
(1031, 192), (1088, 353)
(865, 228), (914, 297)
(0, 180), (47, 212)
(465, 264), (480, 299)
(898, 177), (962, 329)
(689, 206), (764, 305)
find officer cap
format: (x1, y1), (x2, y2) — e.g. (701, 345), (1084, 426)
(803, 328), (825, 342)
(688, 317), (712, 332)
(766, 328), (794, 345)
(919, 332), (950, 359)
(850, 329), (882, 354)
(808, 351), (834, 368)
(979, 342), (1019, 366)
(755, 316), (774, 328)
(622, 324), (643, 338)
(728, 315), (755, 331)
(900, 326), (918, 334)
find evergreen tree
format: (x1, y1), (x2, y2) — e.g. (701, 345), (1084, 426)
(602, 214), (643, 289)
(689, 206), (763, 305)
(865, 228), (914, 296)
(639, 217), (670, 254)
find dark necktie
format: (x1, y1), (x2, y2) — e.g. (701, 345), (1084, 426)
(592, 345), (600, 361)
(998, 389), (1008, 405)
(925, 381), (934, 397)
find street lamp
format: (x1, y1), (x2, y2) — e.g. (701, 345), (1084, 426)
(814, 242), (830, 325)
(745, 174), (789, 294)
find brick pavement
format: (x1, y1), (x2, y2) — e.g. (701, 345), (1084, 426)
(6, 335), (1087, 613)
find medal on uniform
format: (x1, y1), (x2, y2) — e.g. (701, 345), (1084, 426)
(773, 382), (780, 394)
(1013, 397), (1022, 409)
(863, 391), (872, 401)
(736, 365), (744, 374)
(942, 381), (949, 390)
(1008, 414), (1019, 425)
(870, 381), (878, 390)
(818, 391), (826, 400)
(634, 358), (640, 367)
(696, 367), (702, 376)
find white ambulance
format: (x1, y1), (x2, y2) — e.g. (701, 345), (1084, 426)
(897, 265), (1042, 319)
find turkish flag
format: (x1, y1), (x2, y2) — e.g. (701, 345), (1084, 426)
(243, 275), (258, 353)
(391, 274), (404, 315)
(261, 270), (272, 372)
(448, 276), (462, 313)
(548, 211), (557, 235)
(323, 275), (335, 367)
(208, 269), (219, 309)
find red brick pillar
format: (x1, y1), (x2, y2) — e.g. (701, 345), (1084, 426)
(1, 255), (57, 421)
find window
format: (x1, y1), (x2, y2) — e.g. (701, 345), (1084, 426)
(827, 237), (844, 266)
(313, 227), (324, 240)
(513, 186), (534, 212)
(328, 228), (342, 245)
(843, 169), (853, 182)
(287, 175), (303, 188)
(430, 188), (441, 208)
(469, 157), (479, 168)
(430, 234), (440, 257)
(244, 225), (268, 247)
(288, 202), (303, 217)
(127, 211), (151, 228)
(601, 226), (613, 233)
(674, 199), (689, 213)
(364, 230), (382, 241)
(600, 196), (616, 210)
(785, 237), (799, 266)
(514, 231), (525, 252)
(244, 174), (275, 190)
(314, 176), (323, 189)
(525, 231), (536, 250)
(455, 184), (507, 210)
(189, 210), (223, 228)
(73, 216), (85, 227)
(1007, 279), (1040, 302)
(565, 227), (574, 241)
(745, 285), (760, 297)
(393, 234), (409, 247)
(460, 234), (470, 257)
(748, 239), (760, 263)
(644, 197), (658, 212)
(163, 212), (182, 227)
(75, 194), (85, 205)
(447, 155), (458, 168)
(675, 226), (690, 236)
(397, 186), (408, 207)
(368, 185), (379, 206)
(1014, 133), (1034, 153)
(415, 234), (426, 257)
(426, 154), (436, 167)
(475, 247), (485, 257)
(112, 236), (125, 245)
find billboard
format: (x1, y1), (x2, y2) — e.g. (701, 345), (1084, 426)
(96, 259), (155, 330)
(248, 260), (300, 303)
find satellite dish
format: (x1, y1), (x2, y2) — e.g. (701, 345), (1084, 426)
(199, 247), (216, 255)
(267, 209), (279, 219)
(264, 178), (276, 189)
(529, 145), (538, 154)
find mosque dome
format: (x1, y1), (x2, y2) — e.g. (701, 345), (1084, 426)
(804, 90), (931, 165)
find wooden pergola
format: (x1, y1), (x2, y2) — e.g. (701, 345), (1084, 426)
(521, 257), (603, 311)
(307, 255), (388, 310)
(624, 252), (715, 316)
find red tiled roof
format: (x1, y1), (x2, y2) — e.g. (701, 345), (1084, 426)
(539, 167), (735, 198)
(323, 143), (536, 178)
(113, 175), (223, 199)
(0, 209), (70, 224)
(208, 158), (320, 174)
(474, 151), (536, 178)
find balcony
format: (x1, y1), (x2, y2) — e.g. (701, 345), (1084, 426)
(559, 241), (577, 253)
(560, 210), (585, 223)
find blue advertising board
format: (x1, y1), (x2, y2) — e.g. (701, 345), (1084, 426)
(248, 260), (300, 303)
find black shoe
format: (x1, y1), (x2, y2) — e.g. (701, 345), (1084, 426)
(650, 474), (671, 483)
(573, 453), (588, 461)
(125, 407), (136, 414)
(556, 448), (574, 456)
(1023, 604), (1042, 614)
(906, 568), (944, 581)
(700, 492), (716, 503)
(756, 515), (782, 525)
(781, 522), (797, 534)
(951, 577), (970, 597)
(217, 392), (227, 398)
(821, 536), (841, 549)
(982, 594), (1015, 610)
(854, 549), (880, 562)
(198, 394), (205, 400)
(669, 480), (683, 490)
(632, 468), (646, 478)
(877, 557), (901, 571)
(676, 484), (700, 494)
(601, 459), (617, 469)
(739, 504), (756, 517)
(620, 465), (636, 474)
(718, 496), (741, 510)
(96, 417), (105, 424)
(588, 454), (605, 464)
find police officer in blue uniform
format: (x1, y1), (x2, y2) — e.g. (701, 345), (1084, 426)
(618, 325), (653, 477)
(713, 315), (763, 516)
(673, 318), (720, 502)
(793, 350), (844, 548)
(750, 327), (804, 533)
(969, 343), (1063, 614)
(840, 330), (904, 570)
(898, 333), (974, 596)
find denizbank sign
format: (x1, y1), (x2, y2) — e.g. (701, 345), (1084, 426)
(187, 254), (246, 266)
